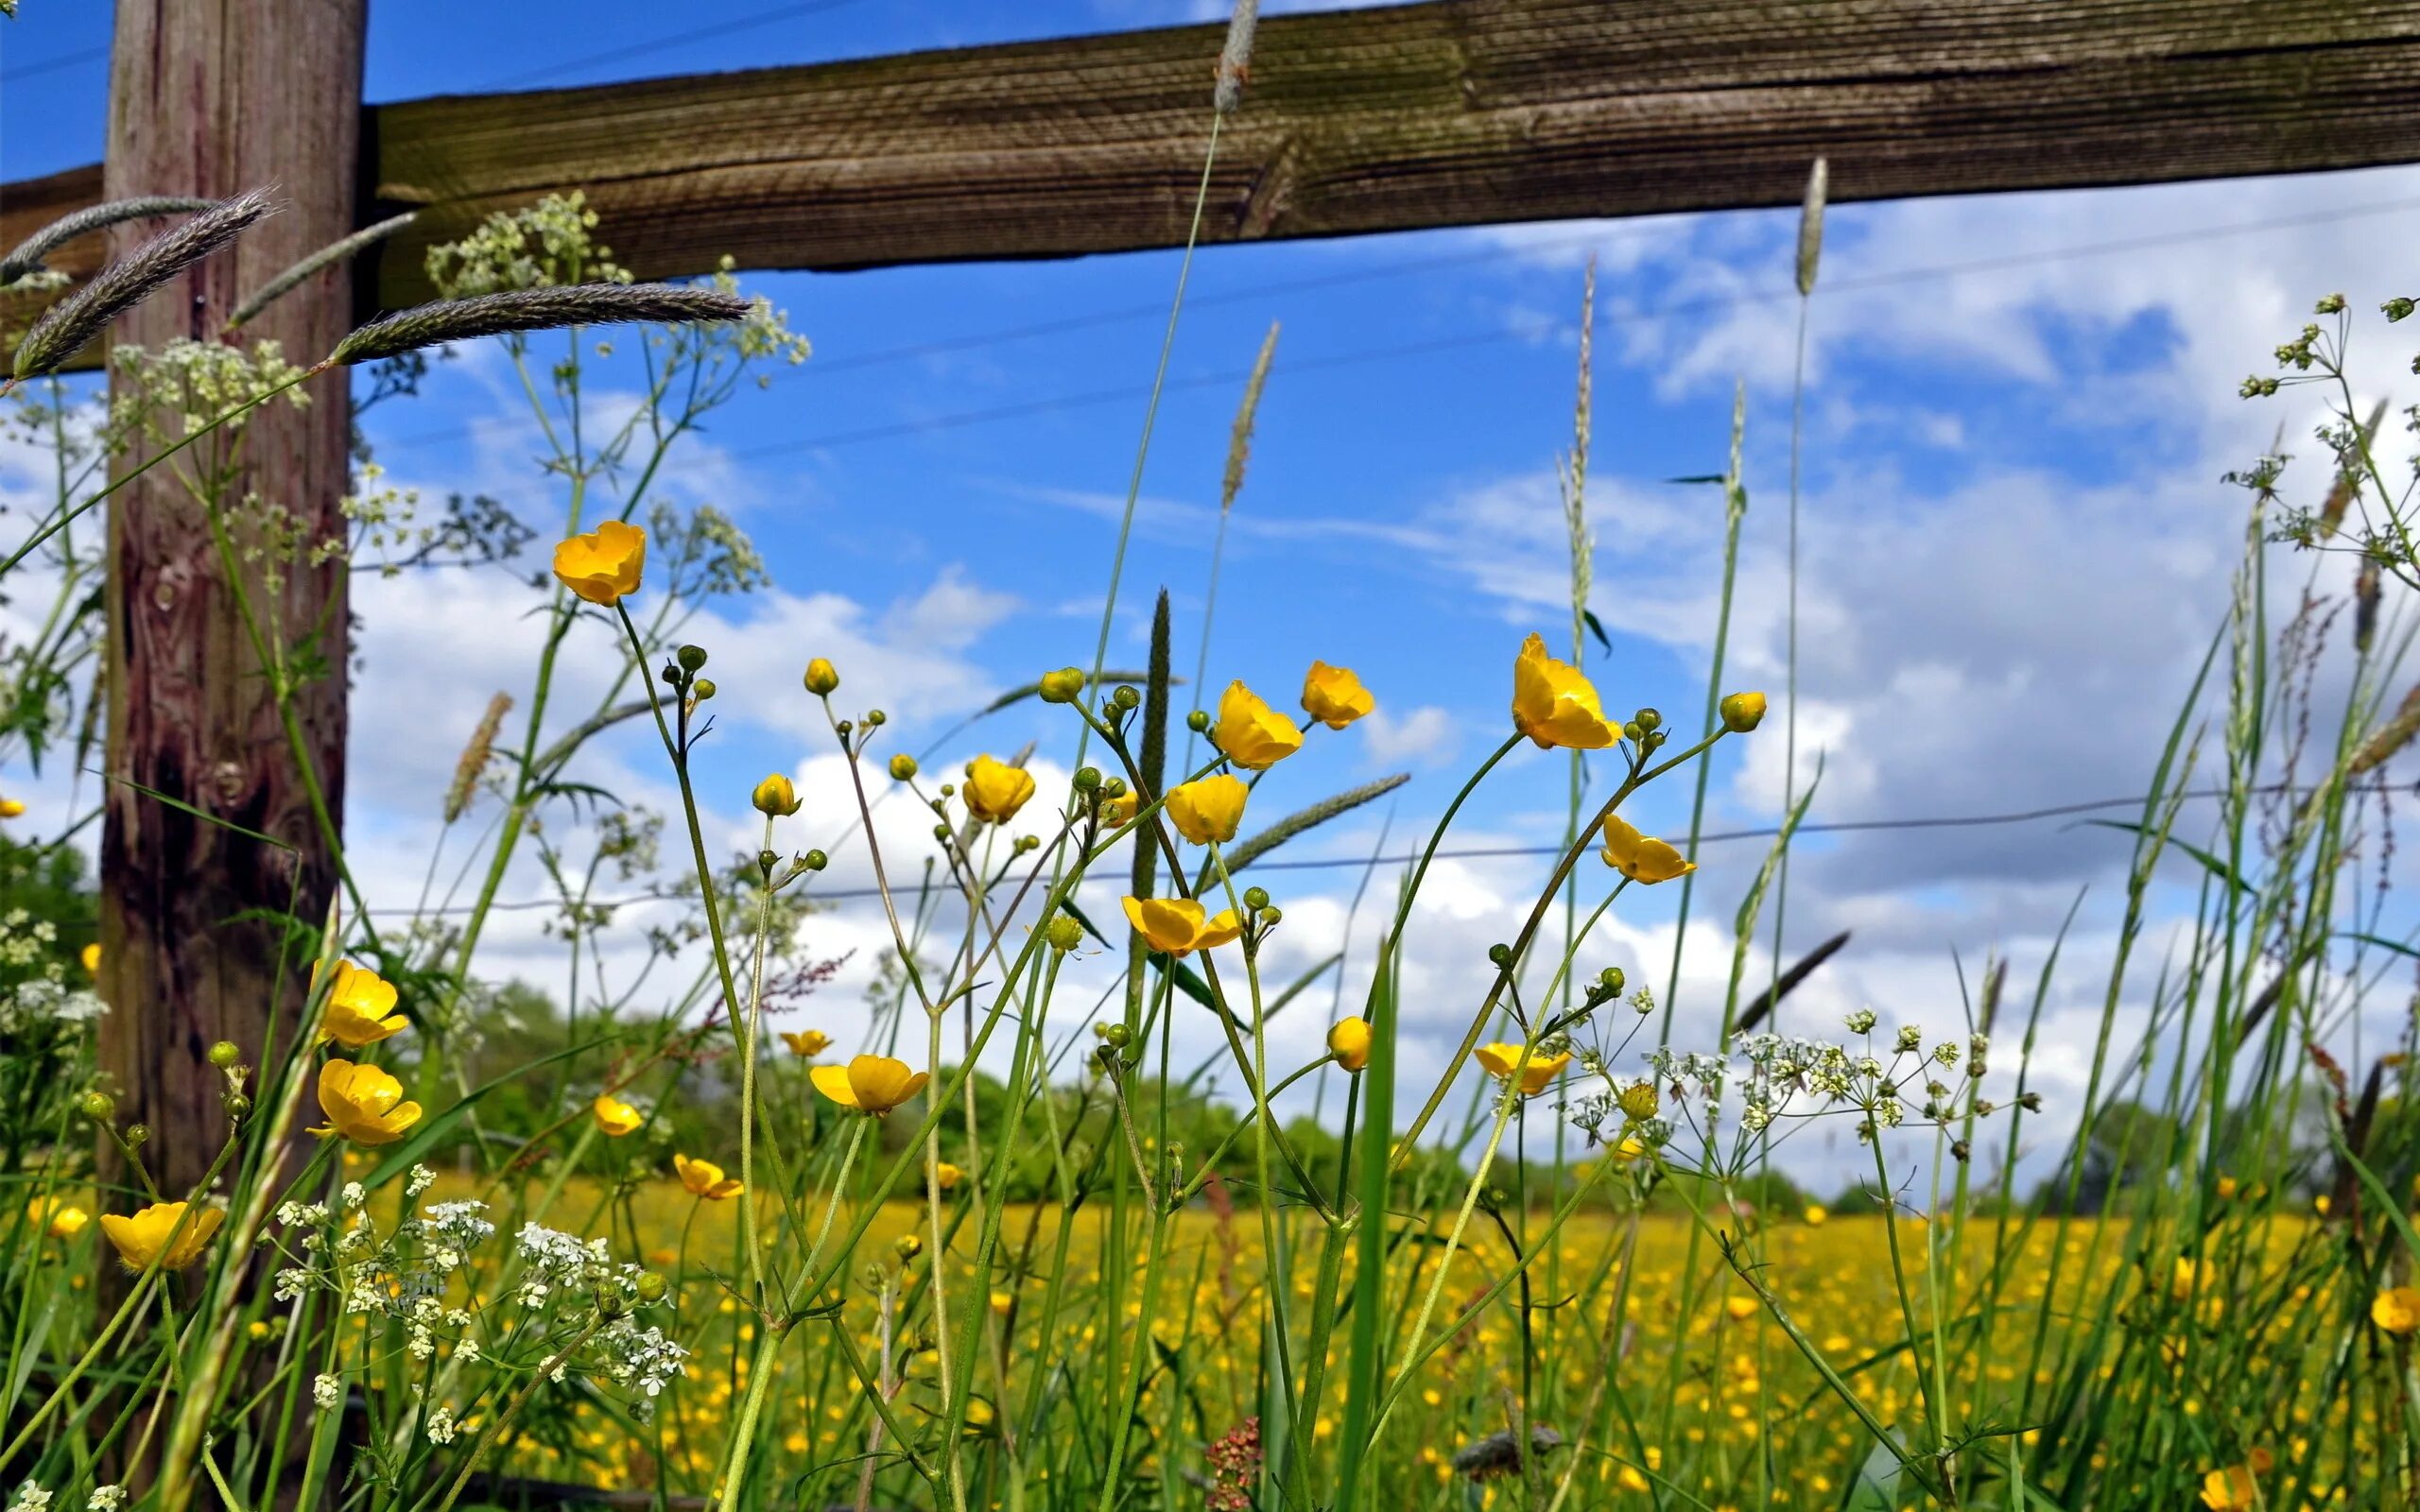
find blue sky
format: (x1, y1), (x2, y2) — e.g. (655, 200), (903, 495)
(8, 1), (2417, 1190)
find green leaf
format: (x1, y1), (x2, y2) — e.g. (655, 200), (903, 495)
(2079, 819), (2252, 895)
(1582, 609), (1614, 657)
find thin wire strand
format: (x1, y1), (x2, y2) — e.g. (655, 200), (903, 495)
(361, 781), (2407, 914)
(352, 189), (2420, 461)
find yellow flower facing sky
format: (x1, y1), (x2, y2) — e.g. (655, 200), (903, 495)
(1327, 1016), (1372, 1074)
(812, 1054), (930, 1115)
(1475, 1042), (1572, 1097)
(1165, 775), (1248, 846)
(674, 1153), (743, 1200)
(1212, 681), (1302, 770)
(1599, 815), (1696, 885)
(317, 960), (407, 1049)
(1121, 896), (1243, 957)
(1510, 633), (1616, 750)
(593, 1094), (644, 1138)
(100, 1200), (223, 1272)
(935, 1161), (963, 1192)
(1301, 661), (1374, 730)
(963, 755), (1037, 824)
(781, 1029), (832, 1057)
(550, 520), (646, 606)
(307, 1059), (424, 1146)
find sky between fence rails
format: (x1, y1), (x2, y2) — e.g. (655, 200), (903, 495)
(6, 2), (2418, 1192)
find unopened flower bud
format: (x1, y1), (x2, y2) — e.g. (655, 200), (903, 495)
(596, 1286), (631, 1318)
(804, 658), (839, 696)
(207, 1040), (241, 1069)
(1257, 905), (1282, 927)
(79, 1091), (114, 1121)
(693, 679), (716, 700)
(2386, 296), (2416, 323)
(889, 753), (919, 782)
(865, 709), (886, 727)
(752, 773), (803, 817)
(1621, 721), (1644, 742)
(1634, 707), (1662, 733)
(1072, 766), (1101, 792)
(894, 1233), (924, 1261)
(125, 1124), (149, 1147)
(1185, 710), (1210, 733)
(1720, 692), (1768, 733)
(1098, 1022), (1133, 1050)
(1112, 685), (1141, 712)
(801, 850), (828, 871)
(1243, 886), (1270, 911)
(933, 823), (952, 842)
(224, 1092), (253, 1120)
(677, 644), (709, 673)
(1599, 966), (1626, 995)
(1487, 943), (1514, 968)
(635, 1272), (668, 1302)
(1037, 667), (1085, 704)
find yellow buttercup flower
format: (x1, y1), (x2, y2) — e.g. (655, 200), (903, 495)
(550, 519), (646, 606)
(1120, 896), (1242, 957)
(1803, 1204), (1827, 1228)
(593, 1094), (644, 1138)
(2373, 1286), (2420, 1334)
(1165, 775), (1248, 846)
(1475, 1042), (1571, 1097)
(1599, 815), (1696, 885)
(1301, 661), (1374, 730)
(990, 1289), (1014, 1317)
(1212, 681), (1303, 770)
(2198, 1450), (2273, 1510)
(804, 657), (839, 696)
(79, 942), (99, 978)
(1613, 1135), (1649, 1163)
(317, 960), (407, 1049)
(307, 1059), (424, 1146)
(674, 1153), (743, 1200)
(1327, 1016), (1373, 1074)
(28, 1195), (88, 1240)
(0, 799), (25, 818)
(752, 773), (802, 817)
(781, 1029), (832, 1058)
(99, 1200), (223, 1271)
(2215, 1174), (2238, 1199)
(1723, 1296), (1758, 1322)
(935, 1161), (963, 1192)
(1510, 633), (1615, 750)
(1099, 790), (1140, 828)
(963, 755), (1036, 825)
(812, 1054), (930, 1115)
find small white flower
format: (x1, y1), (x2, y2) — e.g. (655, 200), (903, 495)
(312, 1373), (341, 1411)
(425, 1407), (458, 1445)
(86, 1488), (125, 1512)
(340, 1181), (366, 1211)
(10, 1483), (54, 1512)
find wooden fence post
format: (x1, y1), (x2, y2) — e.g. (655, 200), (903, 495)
(95, 0), (364, 1210)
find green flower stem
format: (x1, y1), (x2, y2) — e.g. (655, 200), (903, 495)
(1392, 729), (1729, 1166)
(715, 1116), (867, 1512)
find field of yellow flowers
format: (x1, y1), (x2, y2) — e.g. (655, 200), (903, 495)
(6, 59), (2420, 1512)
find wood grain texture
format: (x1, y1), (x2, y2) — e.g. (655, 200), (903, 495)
(95, 0), (362, 1211)
(9, 0), (2420, 365)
